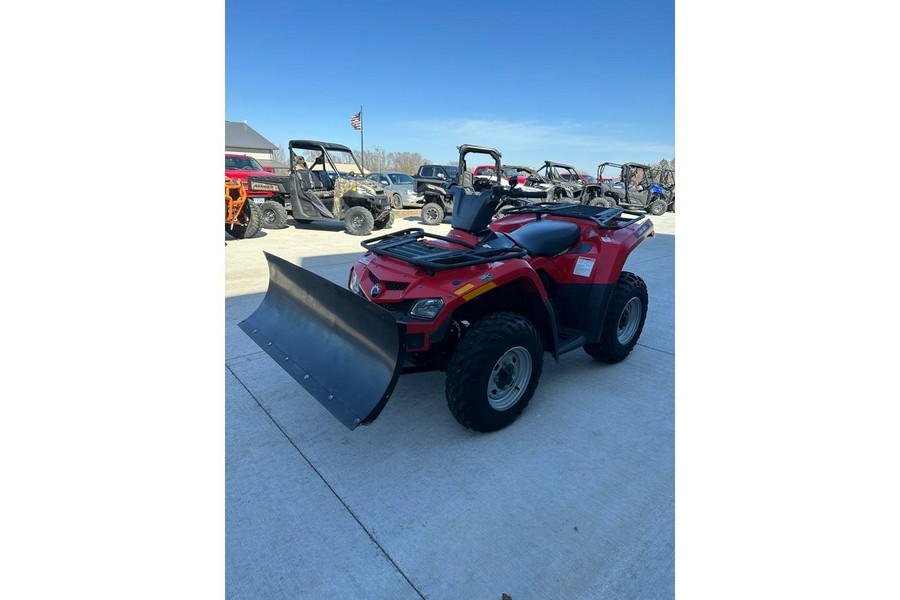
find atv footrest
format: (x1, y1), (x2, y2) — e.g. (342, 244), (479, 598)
(362, 227), (527, 275)
(555, 325), (587, 355)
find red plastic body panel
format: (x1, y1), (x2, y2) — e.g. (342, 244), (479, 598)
(348, 211), (653, 352)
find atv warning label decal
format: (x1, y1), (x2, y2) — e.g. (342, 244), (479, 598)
(573, 257), (595, 278)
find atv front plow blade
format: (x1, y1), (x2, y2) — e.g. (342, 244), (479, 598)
(239, 252), (404, 430)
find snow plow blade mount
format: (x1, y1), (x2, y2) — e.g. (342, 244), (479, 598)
(238, 252), (404, 430)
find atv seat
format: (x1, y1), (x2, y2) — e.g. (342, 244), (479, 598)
(294, 169), (317, 191)
(315, 171), (333, 190)
(506, 219), (581, 258)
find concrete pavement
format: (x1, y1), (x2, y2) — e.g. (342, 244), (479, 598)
(225, 210), (675, 599)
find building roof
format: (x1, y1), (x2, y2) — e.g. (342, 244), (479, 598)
(225, 121), (278, 151)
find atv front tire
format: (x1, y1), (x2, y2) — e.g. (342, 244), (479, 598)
(583, 271), (648, 363)
(648, 198), (668, 216)
(260, 200), (288, 229)
(228, 201), (262, 239)
(374, 211), (395, 230)
(421, 202), (445, 226)
(446, 312), (544, 432)
(344, 206), (375, 236)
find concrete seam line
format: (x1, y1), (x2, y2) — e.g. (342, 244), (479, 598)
(227, 364), (427, 600)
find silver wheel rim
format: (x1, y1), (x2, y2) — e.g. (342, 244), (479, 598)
(617, 297), (642, 344)
(425, 207), (439, 222)
(350, 214), (363, 229)
(487, 346), (532, 411)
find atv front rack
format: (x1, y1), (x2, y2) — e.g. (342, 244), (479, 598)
(361, 228), (527, 275)
(501, 203), (647, 230)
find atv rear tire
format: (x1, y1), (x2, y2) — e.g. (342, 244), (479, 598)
(228, 200), (262, 239)
(260, 200), (288, 229)
(446, 312), (544, 432)
(421, 202), (445, 226)
(583, 271), (648, 363)
(391, 193), (402, 209)
(374, 211), (395, 230)
(344, 206), (374, 236)
(648, 198), (668, 216)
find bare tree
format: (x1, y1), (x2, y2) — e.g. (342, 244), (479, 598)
(362, 146), (388, 173)
(387, 152), (430, 174)
(273, 144), (286, 164)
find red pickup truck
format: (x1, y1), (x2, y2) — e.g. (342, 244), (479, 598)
(225, 153), (291, 228)
(225, 154), (275, 199)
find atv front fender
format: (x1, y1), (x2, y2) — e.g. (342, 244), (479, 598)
(239, 253), (404, 430)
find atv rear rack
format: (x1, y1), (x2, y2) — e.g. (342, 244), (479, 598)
(501, 203), (647, 229)
(362, 228), (527, 275)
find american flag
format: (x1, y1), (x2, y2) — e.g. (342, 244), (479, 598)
(350, 112), (362, 130)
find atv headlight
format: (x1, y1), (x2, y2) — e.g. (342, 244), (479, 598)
(349, 270), (360, 294)
(409, 298), (444, 320)
(353, 184), (375, 195)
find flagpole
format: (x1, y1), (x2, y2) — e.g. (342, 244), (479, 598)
(359, 105), (364, 172)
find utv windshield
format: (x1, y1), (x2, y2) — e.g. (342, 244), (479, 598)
(300, 147), (364, 175)
(323, 149), (361, 170)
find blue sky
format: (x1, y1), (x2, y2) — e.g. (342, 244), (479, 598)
(225, 0), (674, 173)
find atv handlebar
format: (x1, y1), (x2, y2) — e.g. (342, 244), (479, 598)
(505, 187), (548, 199)
(445, 181), (546, 200)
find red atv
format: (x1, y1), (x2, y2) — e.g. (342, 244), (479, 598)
(240, 158), (655, 432)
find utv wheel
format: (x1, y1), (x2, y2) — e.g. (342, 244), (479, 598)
(344, 206), (375, 236)
(589, 197), (613, 209)
(374, 211), (395, 230)
(227, 201), (262, 239)
(446, 312), (544, 432)
(584, 271), (648, 363)
(421, 202), (445, 226)
(391, 193), (402, 209)
(648, 198), (668, 216)
(260, 200), (288, 229)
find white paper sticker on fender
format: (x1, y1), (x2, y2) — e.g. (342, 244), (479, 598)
(573, 257), (595, 277)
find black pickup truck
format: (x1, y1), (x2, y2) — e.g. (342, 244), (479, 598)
(413, 164), (462, 225)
